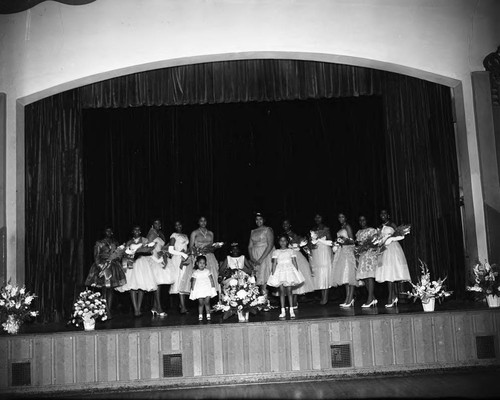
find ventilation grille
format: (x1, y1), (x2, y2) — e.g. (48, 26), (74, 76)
(11, 362), (31, 386)
(330, 344), (352, 368)
(476, 336), (496, 359)
(163, 354), (183, 377)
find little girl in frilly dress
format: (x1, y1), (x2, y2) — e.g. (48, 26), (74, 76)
(190, 255), (217, 321)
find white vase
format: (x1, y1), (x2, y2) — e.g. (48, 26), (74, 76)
(237, 310), (249, 322)
(422, 297), (435, 312)
(486, 294), (500, 308)
(83, 319), (95, 331)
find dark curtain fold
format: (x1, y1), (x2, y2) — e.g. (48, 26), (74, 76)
(25, 91), (84, 322)
(25, 59), (464, 321)
(80, 60), (382, 108)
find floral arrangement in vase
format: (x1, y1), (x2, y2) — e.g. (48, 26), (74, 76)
(466, 261), (500, 307)
(404, 260), (453, 311)
(70, 289), (107, 330)
(213, 270), (269, 321)
(0, 281), (38, 334)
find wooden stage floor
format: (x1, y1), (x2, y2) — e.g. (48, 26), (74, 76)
(10, 297), (496, 335)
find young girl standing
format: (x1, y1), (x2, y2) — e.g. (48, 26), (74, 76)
(267, 235), (305, 319)
(190, 255), (217, 321)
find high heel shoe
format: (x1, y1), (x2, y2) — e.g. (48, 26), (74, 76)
(384, 297), (398, 308)
(152, 309), (168, 318)
(340, 299), (354, 308)
(362, 299), (378, 308)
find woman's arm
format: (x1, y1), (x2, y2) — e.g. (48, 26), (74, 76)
(94, 242), (101, 264)
(189, 230), (197, 253)
(191, 277), (196, 291)
(248, 234), (256, 263)
(257, 228), (275, 264)
(292, 257), (299, 270)
(346, 225), (354, 239)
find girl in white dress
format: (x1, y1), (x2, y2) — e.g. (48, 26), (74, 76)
(147, 219), (169, 317)
(282, 219), (315, 309)
(331, 213), (358, 307)
(375, 209), (411, 308)
(355, 215), (378, 308)
(248, 213), (275, 298)
(310, 213), (334, 305)
(267, 235), (305, 319)
(115, 226), (157, 317)
(190, 256), (217, 321)
(219, 242), (254, 285)
(165, 221), (191, 314)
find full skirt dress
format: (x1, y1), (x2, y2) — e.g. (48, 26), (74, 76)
(250, 246), (274, 286)
(292, 250), (315, 294)
(375, 241), (411, 283)
(115, 256), (158, 292)
(331, 245), (359, 286)
(311, 243), (333, 290)
(85, 260), (126, 288)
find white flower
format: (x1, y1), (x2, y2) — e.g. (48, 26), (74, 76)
(222, 305), (230, 311)
(229, 279), (238, 287)
(19, 287), (26, 295)
(230, 301), (237, 307)
(25, 295), (34, 305)
(236, 289), (248, 299)
(248, 276), (256, 284)
(30, 311), (38, 317)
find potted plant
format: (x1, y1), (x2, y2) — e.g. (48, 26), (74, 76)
(404, 260), (453, 312)
(0, 281), (39, 334)
(213, 270), (269, 322)
(70, 289), (107, 330)
(466, 261), (500, 308)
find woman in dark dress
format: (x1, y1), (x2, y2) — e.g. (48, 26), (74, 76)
(85, 227), (126, 319)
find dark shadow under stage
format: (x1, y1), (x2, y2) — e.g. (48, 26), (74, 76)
(1, 299), (499, 394)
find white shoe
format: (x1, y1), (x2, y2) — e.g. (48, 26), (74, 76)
(278, 308), (286, 319)
(289, 308), (296, 319)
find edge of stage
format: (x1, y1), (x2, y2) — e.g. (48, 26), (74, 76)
(1, 300), (499, 394)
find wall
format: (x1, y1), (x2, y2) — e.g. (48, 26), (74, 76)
(1, 0), (500, 283)
(1, 310), (499, 393)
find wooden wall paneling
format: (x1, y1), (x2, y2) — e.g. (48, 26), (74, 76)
(201, 327), (215, 376)
(181, 328), (194, 377)
(32, 337), (52, 386)
(453, 313), (475, 361)
(372, 318), (394, 366)
(225, 327), (245, 375)
(289, 324), (301, 371)
(413, 316), (436, 364)
(212, 328), (224, 375)
(318, 321), (331, 370)
(309, 323), (322, 370)
(117, 333), (138, 381)
(191, 329), (202, 377)
(433, 314), (456, 363)
(268, 324), (280, 373)
(10, 337), (31, 360)
(75, 334), (95, 383)
(53, 336), (74, 385)
(278, 323), (291, 372)
(149, 331), (160, 379)
(297, 323), (312, 371)
(247, 325), (266, 373)
(472, 312), (495, 334)
(392, 317), (415, 365)
(351, 319), (374, 368)
(0, 339), (8, 387)
(96, 333), (117, 383)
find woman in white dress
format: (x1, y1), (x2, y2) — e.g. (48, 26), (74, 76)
(282, 219), (315, 309)
(115, 225), (157, 317)
(355, 215), (378, 307)
(165, 221), (191, 314)
(375, 209), (411, 308)
(331, 213), (358, 307)
(189, 216), (221, 296)
(146, 219), (169, 317)
(310, 213), (334, 305)
(248, 212), (275, 298)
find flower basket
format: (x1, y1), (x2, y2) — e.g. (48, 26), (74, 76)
(486, 294), (500, 308)
(404, 260), (452, 310)
(70, 289), (107, 329)
(422, 297), (435, 312)
(0, 280), (39, 335)
(466, 261), (500, 304)
(83, 318), (96, 331)
(213, 270), (269, 321)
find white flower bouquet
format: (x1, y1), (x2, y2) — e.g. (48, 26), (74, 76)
(404, 260), (453, 304)
(289, 239), (312, 257)
(70, 289), (107, 327)
(0, 280), (39, 334)
(466, 261), (500, 298)
(213, 270), (269, 319)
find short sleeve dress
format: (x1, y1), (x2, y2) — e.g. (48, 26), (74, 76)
(189, 269), (217, 300)
(267, 249), (305, 287)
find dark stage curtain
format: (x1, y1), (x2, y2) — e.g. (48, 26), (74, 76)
(25, 60), (465, 321)
(25, 91), (84, 322)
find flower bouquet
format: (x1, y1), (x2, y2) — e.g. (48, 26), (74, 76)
(384, 224), (411, 245)
(289, 239), (311, 258)
(466, 261), (500, 307)
(98, 244), (126, 279)
(70, 289), (107, 330)
(123, 241), (155, 268)
(332, 236), (355, 253)
(354, 232), (385, 258)
(0, 281), (38, 334)
(404, 260), (452, 311)
(213, 270), (269, 321)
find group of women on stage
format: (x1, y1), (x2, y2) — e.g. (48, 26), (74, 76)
(85, 210), (411, 319)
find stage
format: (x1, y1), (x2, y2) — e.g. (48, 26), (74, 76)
(1, 300), (499, 394)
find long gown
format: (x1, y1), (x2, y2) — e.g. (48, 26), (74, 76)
(375, 225), (411, 283)
(85, 238), (126, 288)
(191, 230), (220, 293)
(115, 237), (158, 292)
(249, 227), (275, 286)
(147, 229), (172, 285)
(355, 227), (378, 280)
(331, 228), (358, 286)
(286, 231), (315, 295)
(311, 227), (333, 290)
(165, 233), (192, 295)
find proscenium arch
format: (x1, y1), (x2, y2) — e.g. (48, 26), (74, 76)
(15, 51), (477, 282)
